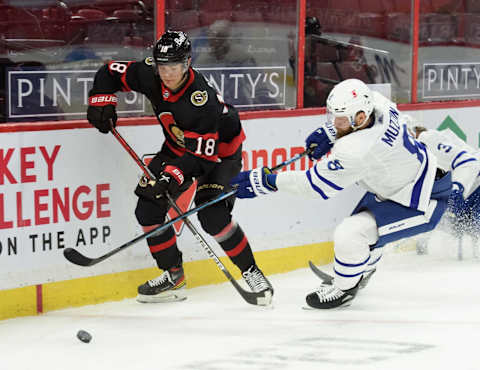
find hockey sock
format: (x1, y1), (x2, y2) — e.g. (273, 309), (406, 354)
(214, 221), (255, 272)
(143, 225), (181, 270)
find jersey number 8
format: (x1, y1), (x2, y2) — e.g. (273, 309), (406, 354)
(109, 62), (129, 74)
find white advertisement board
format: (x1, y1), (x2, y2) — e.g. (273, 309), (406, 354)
(1, 105), (479, 290)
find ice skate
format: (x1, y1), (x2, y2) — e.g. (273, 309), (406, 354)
(137, 266), (186, 303)
(242, 265), (274, 305)
(305, 279), (361, 309)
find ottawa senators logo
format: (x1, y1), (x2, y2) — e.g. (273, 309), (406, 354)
(171, 125), (185, 147)
(190, 90), (208, 106)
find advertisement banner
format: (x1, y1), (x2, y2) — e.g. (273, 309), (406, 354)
(6, 68), (145, 120)
(197, 66), (287, 108)
(2, 105), (478, 290)
(0, 115), (357, 290)
(422, 62), (480, 99)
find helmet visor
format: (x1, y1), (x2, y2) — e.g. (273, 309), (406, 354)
(326, 110), (352, 130)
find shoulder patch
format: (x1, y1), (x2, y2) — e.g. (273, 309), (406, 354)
(191, 90), (208, 106)
(144, 57), (154, 66)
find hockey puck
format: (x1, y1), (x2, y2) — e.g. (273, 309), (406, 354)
(76, 330), (92, 343)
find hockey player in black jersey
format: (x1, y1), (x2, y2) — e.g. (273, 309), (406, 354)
(86, 30), (273, 304)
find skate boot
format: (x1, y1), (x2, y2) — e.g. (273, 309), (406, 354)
(137, 265), (186, 303)
(242, 265), (274, 305)
(305, 279), (361, 309)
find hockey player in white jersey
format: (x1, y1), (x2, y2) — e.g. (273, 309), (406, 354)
(413, 126), (480, 258)
(231, 79), (452, 309)
(304, 79), (398, 162)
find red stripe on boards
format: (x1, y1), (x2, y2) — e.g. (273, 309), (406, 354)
(36, 284), (43, 314)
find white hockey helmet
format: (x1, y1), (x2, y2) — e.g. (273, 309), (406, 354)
(326, 79), (374, 130)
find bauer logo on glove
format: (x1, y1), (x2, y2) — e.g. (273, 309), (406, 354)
(135, 166), (185, 201)
(231, 167), (277, 199)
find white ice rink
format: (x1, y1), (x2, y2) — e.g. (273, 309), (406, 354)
(1, 245), (479, 370)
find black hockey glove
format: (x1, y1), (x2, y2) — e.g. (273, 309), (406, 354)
(135, 166), (185, 201)
(87, 94), (118, 134)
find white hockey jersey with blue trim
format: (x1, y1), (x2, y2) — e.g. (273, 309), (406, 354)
(277, 107), (438, 212)
(418, 129), (480, 198)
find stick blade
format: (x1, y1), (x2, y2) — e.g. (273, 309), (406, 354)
(63, 248), (96, 267)
(308, 260), (334, 284)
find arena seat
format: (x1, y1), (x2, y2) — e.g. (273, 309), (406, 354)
(232, 1), (264, 23)
(357, 12), (385, 38)
(76, 8), (108, 20)
(311, 42), (339, 63)
(336, 61), (372, 82)
(356, 0), (390, 38)
(198, 0), (233, 26)
(330, 0), (361, 11)
(41, 5), (71, 40)
(358, 0), (394, 13)
(200, 0), (232, 12)
(324, 0), (362, 34)
(466, 0), (480, 13)
(304, 77), (332, 107)
(427, 0), (466, 44)
(3, 6), (43, 39)
(166, 9), (200, 31)
(464, 13), (480, 46)
(426, 13), (457, 44)
(166, 0), (195, 11)
(111, 9), (142, 21)
(315, 62), (340, 84)
(94, 0), (140, 15)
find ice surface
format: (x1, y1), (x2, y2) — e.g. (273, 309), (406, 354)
(0, 250), (479, 370)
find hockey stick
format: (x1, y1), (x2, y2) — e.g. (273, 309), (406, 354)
(64, 130), (310, 269)
(308, 261), (333, 284)
(308, 261), (376, 290)
(164, 192), (271, 306)
(110, 127), (271, 305)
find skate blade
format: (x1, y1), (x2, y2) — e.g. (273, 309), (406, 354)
(301, 301), (353, 310)
(255, 290), (273, 306)
(136, 290), (187, 304)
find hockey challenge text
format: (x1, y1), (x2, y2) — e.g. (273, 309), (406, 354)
(0, 144), (111, 257)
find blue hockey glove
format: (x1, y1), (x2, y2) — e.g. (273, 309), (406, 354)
(231, 167), (277, 199)
(305, 127), (334, 161)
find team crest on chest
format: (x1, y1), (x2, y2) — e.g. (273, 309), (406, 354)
(144, 57), (154, 65)
(171, 125), (185, 147)
(190, 90), (208, 106)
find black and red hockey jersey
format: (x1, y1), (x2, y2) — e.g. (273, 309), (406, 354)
(89, 58), (246, 178)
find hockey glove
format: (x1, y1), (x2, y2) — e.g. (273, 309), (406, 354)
(230, 167), (277, 199)
(87, 93), (118, 134)
(305, 127), (334, 161)
(135, 166), (185, 201)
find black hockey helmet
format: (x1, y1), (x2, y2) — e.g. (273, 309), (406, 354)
(153, 30), (191, 66)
